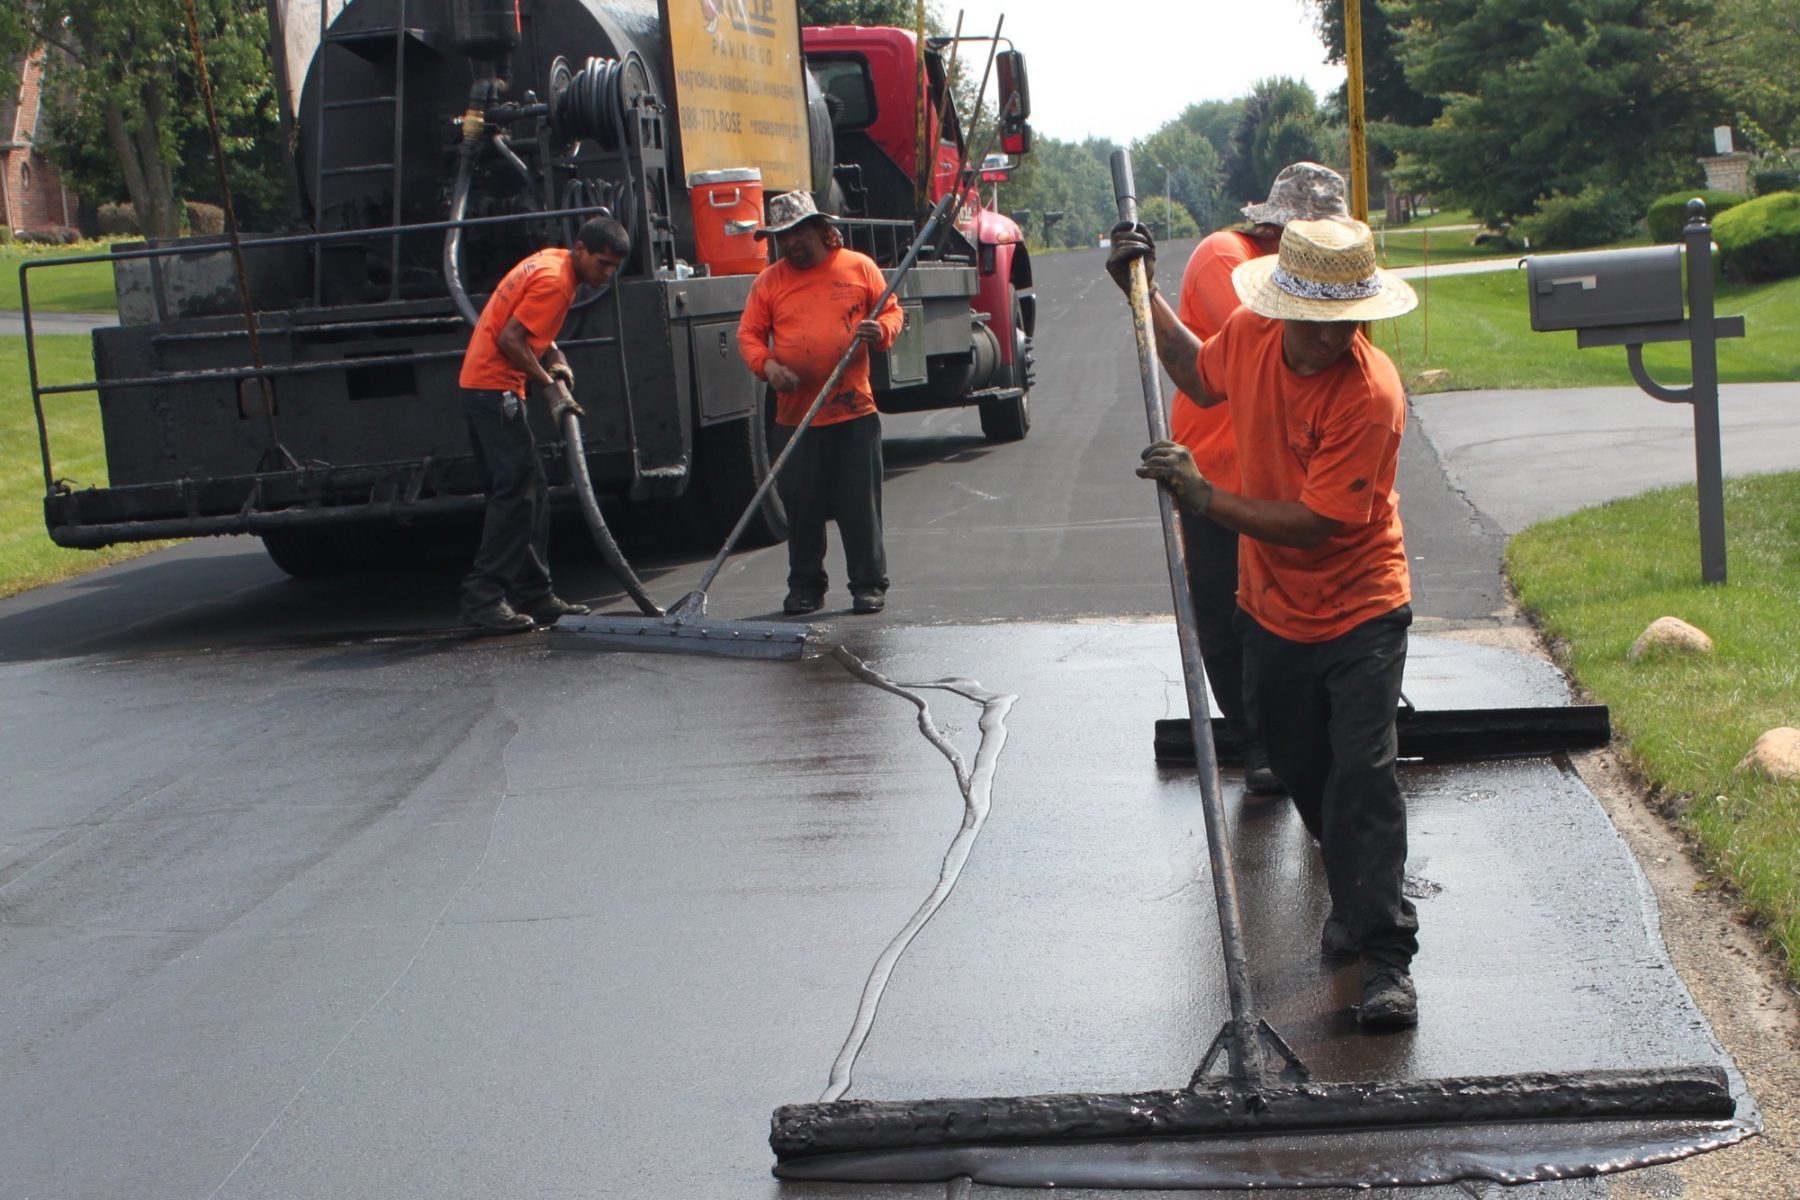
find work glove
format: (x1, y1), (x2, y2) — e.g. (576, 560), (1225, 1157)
(547, 362), (576, 389)
(549, 379), (584, 422)
(1137, 439), (1213, 514)
(1105, 220), (1157, 295)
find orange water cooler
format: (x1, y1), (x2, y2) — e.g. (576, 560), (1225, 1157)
(687, 168), (769, 277)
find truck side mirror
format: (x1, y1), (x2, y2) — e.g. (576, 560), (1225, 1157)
(997, 50), (1031, 155)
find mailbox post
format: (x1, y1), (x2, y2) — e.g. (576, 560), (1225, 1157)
(1525, 199), (1745, 583)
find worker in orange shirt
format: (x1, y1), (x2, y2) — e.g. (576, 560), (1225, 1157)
(1169, 162), (1348, 796)
(457, 217), (631, 632)
(1107, 216), (1423, 1030)
(738, 191), (904, 616)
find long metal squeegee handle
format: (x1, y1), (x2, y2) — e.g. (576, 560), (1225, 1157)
(1110, 149), (1271, 1091)
(561, 410), (663, 616)
(675, 189), (963, 616)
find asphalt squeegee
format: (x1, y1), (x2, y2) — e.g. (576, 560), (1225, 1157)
(553, 189), (965, 662)
(762, 151), (1741, 1190)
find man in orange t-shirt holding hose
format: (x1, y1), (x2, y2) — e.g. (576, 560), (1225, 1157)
(457, 217), (630, 632)
(1168, 163), (1349, 796)
(1108, 215), (1423, 1031)
(739, 191), (904, 617)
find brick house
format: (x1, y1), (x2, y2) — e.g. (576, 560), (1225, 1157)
(1, 46), (78, 235)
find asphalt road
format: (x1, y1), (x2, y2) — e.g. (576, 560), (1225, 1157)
(0, 242), (1768, 1197)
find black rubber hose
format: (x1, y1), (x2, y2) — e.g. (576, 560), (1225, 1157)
(560, 408), (662, 616)
(444, 136), (483, 327)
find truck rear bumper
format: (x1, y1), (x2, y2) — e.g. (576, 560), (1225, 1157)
(40, 448), (565, 548)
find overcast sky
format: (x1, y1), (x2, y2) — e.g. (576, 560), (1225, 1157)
(941, 0), (1345, 145)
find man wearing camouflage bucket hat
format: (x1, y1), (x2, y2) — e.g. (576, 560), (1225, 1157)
(738, 190), (903, 616)
(1149, 162), (1349, 801)
(1106, 214), (1424, 1030)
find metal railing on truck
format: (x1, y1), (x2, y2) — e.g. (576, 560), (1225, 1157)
(19, 206), (635, 546)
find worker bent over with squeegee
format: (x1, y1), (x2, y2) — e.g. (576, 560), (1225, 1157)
(1107, 214), (1422, 1028)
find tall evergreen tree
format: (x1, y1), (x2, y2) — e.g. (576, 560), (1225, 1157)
(1225, 78), (1329, 204)
(1381, 0), (1722, 225)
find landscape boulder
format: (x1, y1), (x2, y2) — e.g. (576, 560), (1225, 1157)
(1628, 616), (1714, 661)
(1737, 728), (1800, 782)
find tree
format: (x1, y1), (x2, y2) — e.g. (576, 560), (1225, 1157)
(1704, 0), (1800, 148)
(1307, 0), (1440, 129)
(1178, 100), (1246, 162)
(1001, 135), (1121, 249)
(1225, 77), (1330, 205)
(2, 0), (282, 237)
(1132, 123), (1227, 233)
(800, 0), (934, 26)
(1381, 0), (1723, 226)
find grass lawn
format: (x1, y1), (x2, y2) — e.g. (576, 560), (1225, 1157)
(1370, 208), (1479, 230)
(1, 335), (169, 597)
(1, 241), (119, 313)
(1369, 269), (1800, 392)
(1373, 229), (1521, 269)
(1508, 474), (1800, 979)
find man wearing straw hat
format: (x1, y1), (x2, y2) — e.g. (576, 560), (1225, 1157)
(738, 190), (904, 617)
(1106, 215), (1422, 1029)
(1166, 162), (1350, 799)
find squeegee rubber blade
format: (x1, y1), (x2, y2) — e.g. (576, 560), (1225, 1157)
(551, 615), (808, 660)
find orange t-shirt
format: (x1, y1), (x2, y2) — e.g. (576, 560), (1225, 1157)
(1169, 230), (1267, 491)
(1196, 310), (1410, 644)
(458, 248), (579, 392)
(736, 247), (904, 427)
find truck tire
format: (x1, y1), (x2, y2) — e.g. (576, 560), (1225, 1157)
(261, 530), (344, 577)
(698, 385), (790, 547)
(978, 290), (1033, 443)
(261, 527), (430, 577)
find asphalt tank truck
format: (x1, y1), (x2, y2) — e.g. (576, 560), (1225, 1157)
(35, 0), (1037, 575)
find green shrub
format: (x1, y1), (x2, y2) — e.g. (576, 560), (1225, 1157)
(96, 203), (140, 237)
(185, 201), (226, 236)
(0, 226), (11, 245)
(1753, 165), (1800, 196)
(1714, 192), (1800, 282)
(1646, 189), (1746, 242)
(1520, 185), (1636, 249)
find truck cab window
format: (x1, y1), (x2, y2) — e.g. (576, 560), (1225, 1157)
(811, 57), (874, 129)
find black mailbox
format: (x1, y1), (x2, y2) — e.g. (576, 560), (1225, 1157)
(1525, 245), (1685, 332)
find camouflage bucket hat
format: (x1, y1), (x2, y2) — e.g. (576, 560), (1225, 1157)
(1241, 161), (1349, 227)
(754, 190), (836, 239)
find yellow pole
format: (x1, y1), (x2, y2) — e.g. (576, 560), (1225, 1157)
(1344, 0), (1368, 223)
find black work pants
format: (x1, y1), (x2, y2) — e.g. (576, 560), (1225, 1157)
(771, 413), (888, 597)
(1237, 604), (1418, 969)
(461, 387), (554, 612)
(1180, 512), (1252, 746)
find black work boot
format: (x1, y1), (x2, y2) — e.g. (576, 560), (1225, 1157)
(1242, 741), (1286, 795)
(851, 589), (885, 614)
(462, 598), (535, 633)
(1320, 910), (1360, 960)
(518, 594), (590, 624)
(1357, 962), (1418, 1030)
(783, 589), (824, 615)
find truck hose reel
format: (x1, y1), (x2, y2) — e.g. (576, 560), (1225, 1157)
(550, 51), (651, 150)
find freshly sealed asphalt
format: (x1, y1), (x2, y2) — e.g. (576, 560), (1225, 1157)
(0, 241), (1783, 1196)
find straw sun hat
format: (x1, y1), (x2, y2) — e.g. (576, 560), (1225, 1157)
(1231, 217), (1418, 323)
